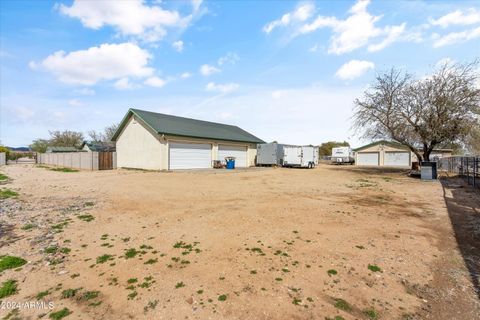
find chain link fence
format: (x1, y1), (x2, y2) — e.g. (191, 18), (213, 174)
(437, 156), (479, 189)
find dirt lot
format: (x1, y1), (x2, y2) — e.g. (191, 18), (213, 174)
(0, 164), (479, 320)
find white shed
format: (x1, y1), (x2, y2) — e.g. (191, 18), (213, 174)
(354, 140), (453, 167)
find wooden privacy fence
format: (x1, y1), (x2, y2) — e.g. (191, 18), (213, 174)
(37, 152), (116, 171)
(438, 156), (479, 189)
(98, 152), (114, 170)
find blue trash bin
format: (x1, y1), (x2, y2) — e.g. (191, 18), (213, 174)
(225, 157), (236, 169)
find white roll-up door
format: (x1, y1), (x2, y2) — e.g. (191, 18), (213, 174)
(357, 152), (379, 166)
(384, 151), (410, 166)
(169, 142), (212, 169)
(218, 145), (247, 167)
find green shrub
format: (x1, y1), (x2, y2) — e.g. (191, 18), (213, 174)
(368, 264), (382, 272)
(0, 280), (18, 298)
(0, 189), (18, 199)
(334, 298), (351, 311)
(0, 146), (10, 160)
(0, 255), (27, 272)
(49, 308), (72, 320)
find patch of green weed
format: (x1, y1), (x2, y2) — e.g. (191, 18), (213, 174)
(0, 280), (18, 298)
(327, 269), (338, 276)
(333, 298), (351, 311)
(368, 264), (382, 272)
(49, 308), (72, 320)
(0, 255), (27, 272)
(0, 189), (18, 199)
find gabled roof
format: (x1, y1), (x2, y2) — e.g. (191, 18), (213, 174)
(81, 141), (116, 152)
(112, 108), (265, 144)
(353, 140), (410, 152)
(354, 140), (454, 153)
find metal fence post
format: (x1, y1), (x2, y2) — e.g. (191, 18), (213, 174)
(474, 157), (477, 189)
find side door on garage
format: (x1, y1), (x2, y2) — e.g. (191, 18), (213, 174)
(218, 145), (247, 167)
(384, 151), (410, 167)
(357, 152), (379, 166)
(169, 142), (212, 169)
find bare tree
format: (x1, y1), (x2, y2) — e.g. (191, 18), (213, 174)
(29, 139), (49, 153)
(87, 130), (106, 142)
(49, 130), (84, 148)
(88, 123), (119, 142)
(104, 123), (119, 141)
(466, 126), (480, 155)
(353, 61), (480, 162)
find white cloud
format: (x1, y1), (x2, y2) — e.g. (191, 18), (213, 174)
(368, 23), (406, 52)
(178, 85), (364, 146)
(205, 82), (239, 93)
(33, 43), (153, 86)
(58, 0), (201, 43)
(217, 112), (233, 120)
(114, 77), (135, 90)
(335, 60), (374, 80)
(433, 26), (480, 47)
(297, 0), (408, 54)
(172, 40), (184, 52)
(13, 106), (35, 121)
(263, 3), (315, 34)
(144, 76), (166, 88)
(430, 8), (480, 28)
(435, 57), (455, 68)
(200, 64), (220, 76)
(218, 52), (239, 66)
(180, 72), (192, 79)
(272, 90), (288, 99)
(309, 44), (319, 52)
(73, 88), (95, 96)
(68, 99), (83, 106)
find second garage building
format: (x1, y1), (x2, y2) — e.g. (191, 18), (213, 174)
(112, 108), (264, 170)
(354, 140), (452, 167)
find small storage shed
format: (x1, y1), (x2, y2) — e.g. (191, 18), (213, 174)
(354, 141), (412, 167)
(112, 108), (264, 170)
(354, 140), (453, 167)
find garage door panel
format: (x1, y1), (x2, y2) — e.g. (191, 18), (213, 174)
(218, 145), (247, 167)
(384, 152), (410, 166)
(357, 152), (379, 166)
(169, 142), (212, 169)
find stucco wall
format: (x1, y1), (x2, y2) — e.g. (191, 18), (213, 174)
(164, 135), (257, 170)
(37, 152), (102, 170)
(355, 143), (453, 166)
(355, 143), (411, 166)
(116, 116), (164, 170)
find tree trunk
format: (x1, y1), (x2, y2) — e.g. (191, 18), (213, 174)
(423, 144), (430, 162)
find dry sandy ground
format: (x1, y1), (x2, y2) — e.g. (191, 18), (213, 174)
(0, 164), (479, 320)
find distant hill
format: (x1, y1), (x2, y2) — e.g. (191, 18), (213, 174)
(7, 147), (30, 151)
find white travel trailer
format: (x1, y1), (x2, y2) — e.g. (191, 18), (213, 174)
(283, 145), (318, 168)
(331, 147), (355, 164)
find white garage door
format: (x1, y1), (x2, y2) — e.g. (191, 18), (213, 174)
(169, 142), (212, 169)
(218, 145), (247, 167)
(357, 152), (379, 166)
(384, 152), (410, 166)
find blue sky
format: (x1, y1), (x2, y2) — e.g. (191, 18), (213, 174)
(1, 0), (479, 147)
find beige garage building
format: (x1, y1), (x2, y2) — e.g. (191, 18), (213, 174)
(112, 108), (264, 170)
(354, 141), (452, 167)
